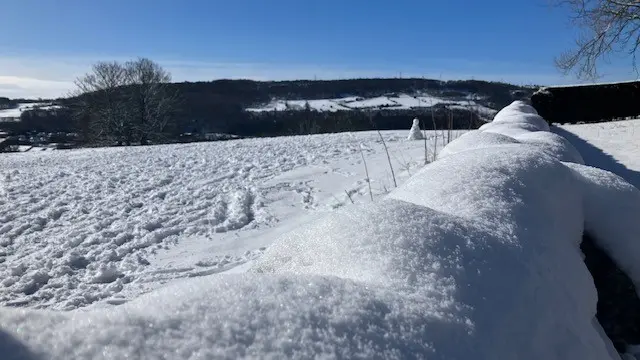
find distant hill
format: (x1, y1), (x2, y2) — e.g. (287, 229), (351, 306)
(2, 78), (536, 140)
(149, 78), (534, 136)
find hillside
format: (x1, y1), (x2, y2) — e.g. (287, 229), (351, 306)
(162, 78), (532, 110)
(162, 78), (534, 136)
(2, 103), (640, 358)
(245, 93), (498, 118)
(1, 78), (535, 141)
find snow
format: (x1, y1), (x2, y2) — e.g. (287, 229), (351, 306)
(281, 99), (351, 112)
(407, 118), (423, 140)
(2, 100), (640, 358)
(565, 163), (640, 291)
(489, 101), (550, 131)
(342, 95), (398, 109)
(0, 152), (608, 359)
(0, 131), (445, 310)
(0, 102), (60, 120)
(441, 101), (583, 164)
(479, 121), (544, 137)
(516, 131), (585, 164)
(555, 120), (640, 179)
(245, 99), (351, 112)
(246, 93), (500, 117)
(438, 130), (520, 159)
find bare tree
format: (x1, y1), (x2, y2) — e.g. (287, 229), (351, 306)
(71, 61), (129, 143)
(72, 58), (177, 146)
(124, 58), (177, 145)
(555, 0), (640, 79)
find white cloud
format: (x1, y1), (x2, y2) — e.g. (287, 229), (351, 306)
(0, 56), (93, 99)
(0, 75), (73, 99)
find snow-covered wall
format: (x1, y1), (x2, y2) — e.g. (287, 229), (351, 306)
(2, 101), (640, 359)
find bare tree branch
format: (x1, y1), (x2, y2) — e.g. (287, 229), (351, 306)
(554, 0), (640, 79)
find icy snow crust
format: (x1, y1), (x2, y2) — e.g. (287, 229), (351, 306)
(0, 101), (638, 359)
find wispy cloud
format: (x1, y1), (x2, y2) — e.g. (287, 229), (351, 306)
(0, 76), (73, 99)
(0, 54), (630, 99)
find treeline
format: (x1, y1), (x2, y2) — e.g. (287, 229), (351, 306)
(159, 78), (534, 110)
(0, 97), (11, 109)
(2, 64), (536, 145)
(3, 108), (76, 134)
(229, 106), (484, 137)
(0, 97), (50, 110)
(7, 103), (484, 140)
(154, 78), (532, 136)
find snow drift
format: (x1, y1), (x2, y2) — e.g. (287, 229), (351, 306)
(1, 101), (639, 359)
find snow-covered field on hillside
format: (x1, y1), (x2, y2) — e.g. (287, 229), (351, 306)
(0, 129), (462, 310)
(2, 103), (640, 359)
(0, 102), (60, 120)
(246, 92), (498, 119)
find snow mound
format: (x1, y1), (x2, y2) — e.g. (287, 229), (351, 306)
(1, 101), (639, 359)
(437, 130), (520, 158)
(0, 272), (450, 359)
(515, 131), (585, 164)
(254, 148), (604, 359)
(491, 100), (549, 132)
(441, 112), (583, 165)
(479, 121), (546, 137)
(496, 99), (538, 115)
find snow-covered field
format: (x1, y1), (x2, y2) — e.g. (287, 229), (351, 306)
(0, 129), (462, 310)
(0, 102), (60, 120)
(2, 103), (640, 359)
(556, 120), (640, 176)
(246, 92), (498, 118)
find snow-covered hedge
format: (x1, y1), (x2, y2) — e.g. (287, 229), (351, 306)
(1, 101), (640, 359)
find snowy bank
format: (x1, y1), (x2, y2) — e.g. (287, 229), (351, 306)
(1, 101), (640, 359)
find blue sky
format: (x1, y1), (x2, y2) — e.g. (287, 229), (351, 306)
(0, 0), (636, 98)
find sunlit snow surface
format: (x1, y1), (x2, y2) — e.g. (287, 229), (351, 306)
(0, 130), (453, 310)
(1, 102), (640, 359)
